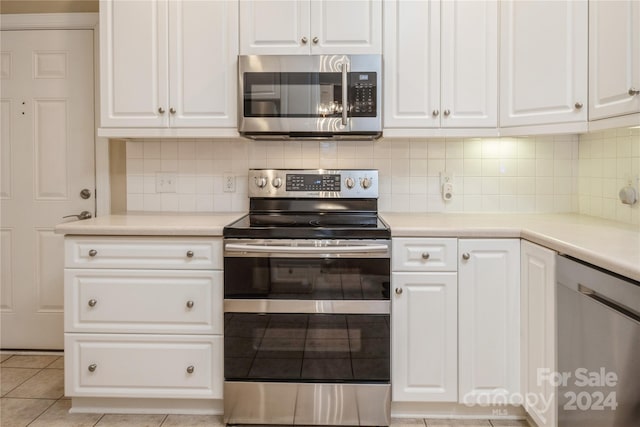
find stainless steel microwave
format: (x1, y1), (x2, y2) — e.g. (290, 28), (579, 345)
(238, 55), (382, 140)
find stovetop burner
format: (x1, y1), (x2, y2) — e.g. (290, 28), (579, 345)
(223, 169), (390, 240)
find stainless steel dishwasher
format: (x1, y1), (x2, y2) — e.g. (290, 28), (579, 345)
(556, 255), (640, 427)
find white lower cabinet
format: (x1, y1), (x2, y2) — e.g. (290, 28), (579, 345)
(63, 236), (223, 406)
(392, 238), (458, 402)
(458, 239), (521, 404)
(521, 241), (557, 427)
(65, 334), (223, 398)
(393, 238), (522, 406)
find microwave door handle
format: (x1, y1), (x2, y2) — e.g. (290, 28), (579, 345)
(341, 62), (348, 126)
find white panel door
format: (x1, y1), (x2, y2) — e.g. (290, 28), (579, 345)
(100, 0), (168, 127)
(589, 0), (640, 120)
(441, 0), (497, 128)
(239, 0), (310, 55)
(168, 0), (238, 127)
(521, 241), (556, 427)
(500, 0), (587, 126)
(392, 272), (457, 402)
(0, 30), (95, 349)
(458, 239), (520, 404)
(383, 0), (440, 128)
(311, 0), (381, 54)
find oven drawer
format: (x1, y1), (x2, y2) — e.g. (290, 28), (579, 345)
(65, 236), (222, 269)
(392, 238), (457, 271)
(64, 334), (222, 398)
(65, 269), (222, 334)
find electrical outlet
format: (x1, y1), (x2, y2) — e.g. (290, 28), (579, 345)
(156, 172), (176, 193)
(224, 174), (235, 193)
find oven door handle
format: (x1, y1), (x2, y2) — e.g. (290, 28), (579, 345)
(225, 243), (389, 255)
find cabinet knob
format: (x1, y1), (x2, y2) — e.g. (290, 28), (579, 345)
(186, 365), (195, 374)
(88, 249), (98, 257)
(169, 107), (176, 114)
(301, 36), (308, 44)
(462, 252), (470, 260)
(629, 87), (640, 96)
(158, 107), (165, 114)
(421, 252), (430, 260)
(88, 299), (97, 307)
(312, 37), (319, 44)
(88, 364), (97, 372)
(574, 101), (583, 109)
(432, 109), (439, 117)
(186, 300), (194, 309)
(443, 109), (451, 117)
(186, 250), (194, 258)
(395, 287), (403, 295)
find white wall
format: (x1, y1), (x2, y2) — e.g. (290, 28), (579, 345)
(126, 135), (579, 214)
(578, 127), (640, 226)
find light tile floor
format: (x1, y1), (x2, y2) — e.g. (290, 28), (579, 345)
(0, 352), (531, 427)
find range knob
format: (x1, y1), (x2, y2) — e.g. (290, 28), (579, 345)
(272, 177), (283, 188)
(345, 177), (355, 189)
(361, 177), (372, 189)
(255, 177), (268, 188)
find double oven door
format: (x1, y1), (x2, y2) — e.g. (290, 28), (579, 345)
(223, 239), (391, 426)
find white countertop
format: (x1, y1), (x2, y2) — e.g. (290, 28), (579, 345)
(56, 211), (640, 282)
(381, 212), (640, 282)
(54, 212), (246, 236)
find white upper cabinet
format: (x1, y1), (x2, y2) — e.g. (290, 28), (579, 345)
(239, 0), (381, 55)
(589, 0), (640, 121)
(500, 0), (588, 128)
(384, 0), (497, 130)
(100, 0), (238, 131)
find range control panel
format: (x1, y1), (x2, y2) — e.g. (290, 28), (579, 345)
(248, 169), (378, 198)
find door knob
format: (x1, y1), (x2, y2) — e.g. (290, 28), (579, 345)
(462, 253), (470, 260)
(63, 211), (92, 220)
(80, 189), (92, 199)
(629, 88), (640, 96)
(312, 37), (319, 44)
(301, 36), (308, 44)
(574, 102), (583, 109)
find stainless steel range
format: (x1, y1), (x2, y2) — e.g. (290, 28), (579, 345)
(223, 169), (391, 426)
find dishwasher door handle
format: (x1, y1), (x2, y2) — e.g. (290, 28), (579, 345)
(578, 283), (640, 323)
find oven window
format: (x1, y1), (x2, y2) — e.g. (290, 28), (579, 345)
(224, 257), (390, 300)
(224, 313), (390, 383)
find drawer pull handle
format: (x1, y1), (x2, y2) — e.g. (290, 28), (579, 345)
(186, 365), (195, 374)
(421, 252), (430, 260)
(395, 288), (403, 295)
(88, 249), (97, 257)
(186, 300), (194, 309)
(462, 252), (470, 260)
(186, 250), (194, 258)
(88, 364), (97, 372)
(88, 299), (97, 307)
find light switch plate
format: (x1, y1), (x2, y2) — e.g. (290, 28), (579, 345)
(156, 172), (176, 193)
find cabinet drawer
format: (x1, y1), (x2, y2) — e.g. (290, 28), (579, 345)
(65, 270), (222, 334)
(64, 237), (222, 269)
(64, 334), (223, 398)
(392, 238), (457, 271)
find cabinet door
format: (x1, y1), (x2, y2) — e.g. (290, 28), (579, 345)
(458, 239), (520, 404)
(521, 241), (556, 427)
(239, 0), (310, 55)
(100, 0), (169, 127)
(589, 0), (640, 120)
(168, 0), (238, 127)
(310, 0), (381, 54)
(392, 272), (457, 402)
(441, 0), (497, 128)
(500, 0), (587, 127)
(383, 0), (440, 128)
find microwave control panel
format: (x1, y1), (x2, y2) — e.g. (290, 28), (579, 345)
(351, 72), (377, 117)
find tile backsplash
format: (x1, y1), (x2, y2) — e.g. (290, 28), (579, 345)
(578, 128), (640, 226)
(125, 135), (580, 214)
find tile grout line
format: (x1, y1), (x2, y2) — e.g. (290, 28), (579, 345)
(24, 397), (57, 427)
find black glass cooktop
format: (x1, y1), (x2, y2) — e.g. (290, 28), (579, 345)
(223, 213), (390, 239)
